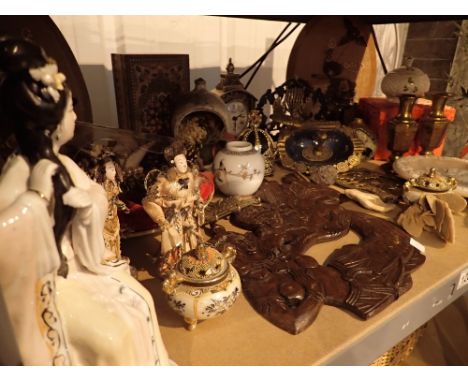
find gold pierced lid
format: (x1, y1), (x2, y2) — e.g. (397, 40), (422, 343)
(177, 245), (229, 284)
(404, 168), (457, 192)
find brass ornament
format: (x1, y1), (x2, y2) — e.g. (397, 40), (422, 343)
(257, 78), (319, 135)
(176, 244), (229, 285)
(404, 167), (457, 193)
(239, 109), (277, 176)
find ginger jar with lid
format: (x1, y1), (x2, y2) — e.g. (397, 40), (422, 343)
(213, 141), (265, 196)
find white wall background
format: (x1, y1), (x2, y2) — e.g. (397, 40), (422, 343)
(52, 15), (303, 127)
(51, 16), (407, 127)
(373, 23), (409, 96)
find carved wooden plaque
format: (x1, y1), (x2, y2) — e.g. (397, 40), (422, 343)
(210, 175), (425, 334)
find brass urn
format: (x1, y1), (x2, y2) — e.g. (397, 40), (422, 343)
(387, 94), (418, 160)
(418, 93), (450, 155)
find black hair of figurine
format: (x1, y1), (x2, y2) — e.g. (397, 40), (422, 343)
(74, 144), (124, 185)
(0, 36), (74, 277)
(94, 155), (124, 185)
(163, 139), (187, 163)
(0, 37), (68, 145)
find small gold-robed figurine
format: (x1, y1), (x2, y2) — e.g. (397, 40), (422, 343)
(102, 161), (129, 261)
(88, 150), (129, 262)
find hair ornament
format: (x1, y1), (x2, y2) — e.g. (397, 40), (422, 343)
(29, 62), (66, 102)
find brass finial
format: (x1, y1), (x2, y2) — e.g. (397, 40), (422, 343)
(226, 58), (235, 74)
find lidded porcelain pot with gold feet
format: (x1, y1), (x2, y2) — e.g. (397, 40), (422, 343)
(162, 244), (241, 330)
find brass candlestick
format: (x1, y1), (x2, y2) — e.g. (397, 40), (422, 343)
(387, 94), (418, 161)
(418, 93), (450, 155)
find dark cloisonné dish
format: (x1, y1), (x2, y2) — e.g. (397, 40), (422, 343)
(278, 123), (364, 173)
(284, 128), (354, 166)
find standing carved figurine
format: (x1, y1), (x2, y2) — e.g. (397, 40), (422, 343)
(143, 143), (207, 275)
(91, 152), (129, 262)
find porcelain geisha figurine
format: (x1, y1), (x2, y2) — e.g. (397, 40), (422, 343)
(143, 143), (206, 275)
(0, 38), (170, 365)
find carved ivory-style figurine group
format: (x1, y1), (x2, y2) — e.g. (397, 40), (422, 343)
(143, 144), (241, 330)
